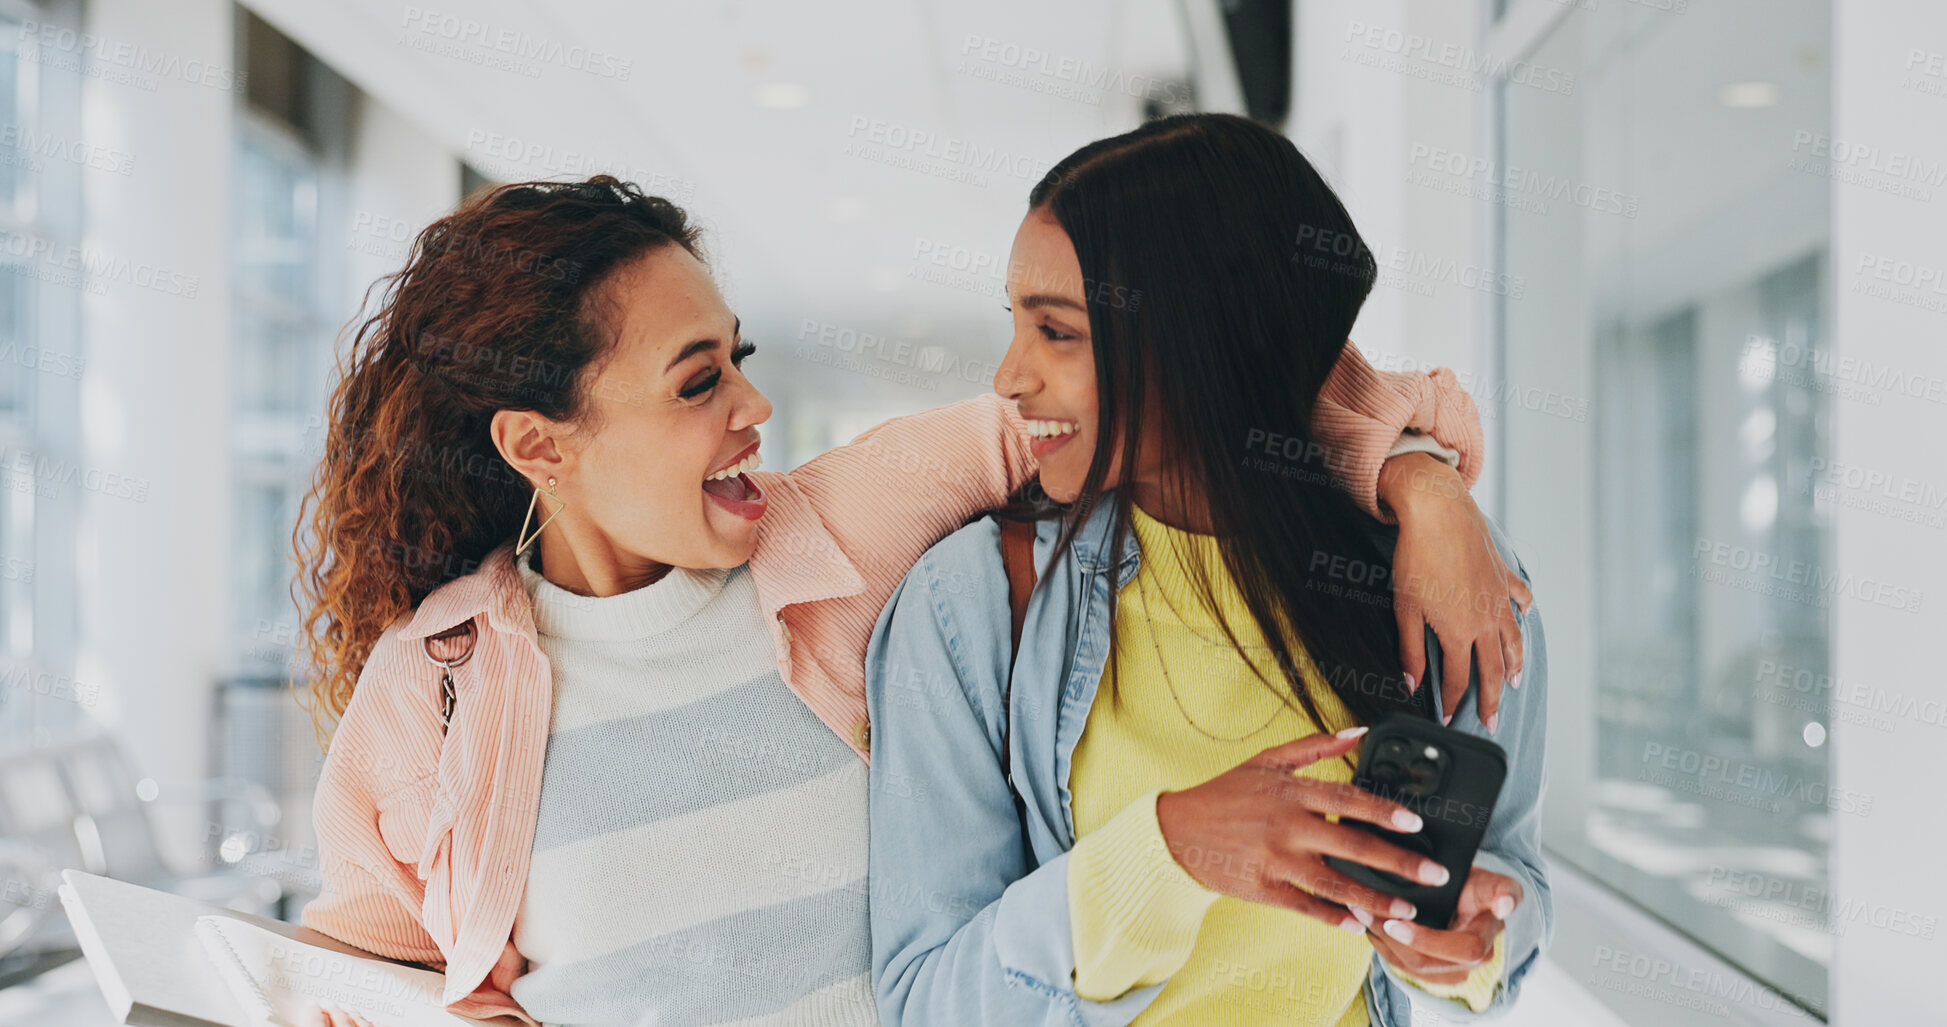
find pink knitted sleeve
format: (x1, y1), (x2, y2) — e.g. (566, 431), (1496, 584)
(1313, 343), (1485, 523)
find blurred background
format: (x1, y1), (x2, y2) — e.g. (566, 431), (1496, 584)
(0, 0), (1939, 1023)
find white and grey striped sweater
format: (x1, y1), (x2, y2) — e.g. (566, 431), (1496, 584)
(509, 549), (874, 1027)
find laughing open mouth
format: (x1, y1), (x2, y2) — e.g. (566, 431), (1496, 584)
(703, 443), (767, 520)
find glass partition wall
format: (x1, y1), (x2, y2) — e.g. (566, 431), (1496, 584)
(1496, 0), (1833, 1016)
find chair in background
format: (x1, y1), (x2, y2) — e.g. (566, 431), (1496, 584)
(0, 747), (91, 985)
(54, 734), (284, 912)
(0, 734), (285, 987)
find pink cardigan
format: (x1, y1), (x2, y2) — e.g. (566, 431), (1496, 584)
(301, 350), (1484, 1024)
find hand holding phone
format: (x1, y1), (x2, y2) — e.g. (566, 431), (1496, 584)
(1155, 728), (1456, 934)
(1353, 863), (1522, 984)
(1322, 713), (1507, 929)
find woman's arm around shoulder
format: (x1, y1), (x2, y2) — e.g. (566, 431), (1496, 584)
(1315, 342), (1486, 521)
(783, 394), (1037, 583)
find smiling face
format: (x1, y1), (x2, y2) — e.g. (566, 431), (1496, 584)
(493, 244), (774, 586)
(996, 207), (1163, 505)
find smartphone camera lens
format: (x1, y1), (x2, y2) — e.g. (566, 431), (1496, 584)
(1404, 754), (1444, 796)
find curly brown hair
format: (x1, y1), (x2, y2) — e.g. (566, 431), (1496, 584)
(291, 176), (701, 747)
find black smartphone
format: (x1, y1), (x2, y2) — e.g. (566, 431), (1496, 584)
(1323, 713), (1507, 929)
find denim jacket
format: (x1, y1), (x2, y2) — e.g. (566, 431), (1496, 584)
(864, 492), (1552, 1027)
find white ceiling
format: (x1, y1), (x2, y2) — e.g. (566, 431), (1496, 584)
(1554, 0), (1831, 328)
(243, 0), (1204, 449)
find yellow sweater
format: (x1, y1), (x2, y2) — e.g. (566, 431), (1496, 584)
(1065, 502), (1503, 1025)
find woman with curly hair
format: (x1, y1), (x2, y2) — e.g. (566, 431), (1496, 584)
(292, 174), (1517, 1026)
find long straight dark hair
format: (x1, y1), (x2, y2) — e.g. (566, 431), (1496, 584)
(1030, 112), (1420, 730)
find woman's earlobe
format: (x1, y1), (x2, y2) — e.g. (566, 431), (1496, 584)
(490, 408), (573, 486)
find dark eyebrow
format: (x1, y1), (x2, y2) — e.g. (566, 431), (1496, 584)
(662, 319), (741, 374)
(1020, 294), (1085, 313)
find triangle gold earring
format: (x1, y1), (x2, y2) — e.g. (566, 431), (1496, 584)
(516, 477), (565, 555)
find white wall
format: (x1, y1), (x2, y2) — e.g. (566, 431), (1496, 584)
(342, 95), (462, 318)
(1289, 0), (1489, 377)
(1829, 0), (1947, 1020)
(68, 1), (463, 871)
(74, 0), (235, 868)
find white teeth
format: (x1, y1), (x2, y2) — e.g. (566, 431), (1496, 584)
(706, 450), (762, 481)
(1026, 419), (1078, 438)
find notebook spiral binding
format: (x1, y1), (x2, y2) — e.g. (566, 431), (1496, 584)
(194, 916), (285, 1027)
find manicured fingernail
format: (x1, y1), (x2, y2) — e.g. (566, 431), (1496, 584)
(1419, 861), (1450, 886)
(1350, 907), (1374, 927)
(1392, 809), (1423, 832)
(1487, 713), (1501, 734)
(1383, 919), (1414, 943)
(1510, 671), (1522, 689)
(1493, 895), (1515, 919)
(1337, 726), (1369, 740)
(1440, 710), (1452, 726)
(1403, 673), (1417, 693)
(1390, 899), (1417, 920)
(1340, 914), (1366, 933)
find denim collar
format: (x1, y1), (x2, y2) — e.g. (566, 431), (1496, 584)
(1063, 490), (1145, 579)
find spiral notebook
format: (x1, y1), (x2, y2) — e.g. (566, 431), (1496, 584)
(58, 869), (493, 1027)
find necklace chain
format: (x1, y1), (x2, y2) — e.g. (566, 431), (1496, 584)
(1134, 568), (1292, 743)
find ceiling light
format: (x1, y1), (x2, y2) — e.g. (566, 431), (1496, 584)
(826, 196), (866, 223)
(1719, 81), (1778, 108)
(755, 82), (811, 109)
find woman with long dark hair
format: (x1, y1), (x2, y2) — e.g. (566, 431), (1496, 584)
(292, 174), (1512, 1026)
(866, 113), (1550, 1026)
